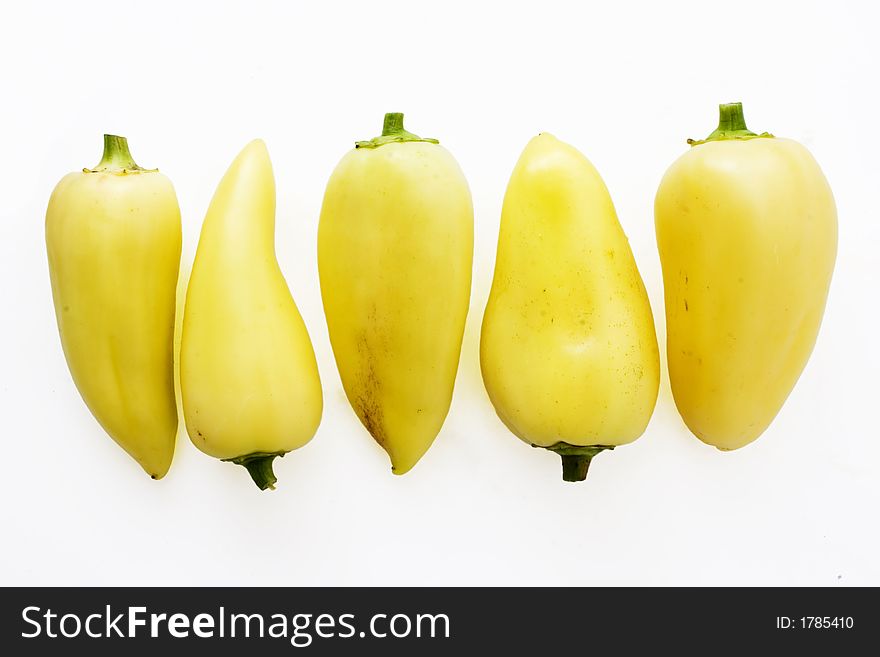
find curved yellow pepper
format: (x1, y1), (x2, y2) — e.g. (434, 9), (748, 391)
(181, 140), (323, 489)
(46, 135), (181, 479)
(318, 113), (473, 475)
(481, 134), (660, 481)
(655, 103), (837, 450)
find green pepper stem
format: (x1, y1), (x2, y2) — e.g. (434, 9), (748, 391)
(535, 442), (615, 483)
(96, 135), (139, 170)
(561, 454), (592, 482)
(222, 452), (286, 491)
(88, 134), (155, 173)
(243, 456), (278, 491)
(688, 102), (773, 146)
(355, 112), (439, 149)
(382, 112), (406, 136)
(718, 103), (750, 131)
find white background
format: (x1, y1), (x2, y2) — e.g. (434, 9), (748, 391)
(1, 0), (878, 586)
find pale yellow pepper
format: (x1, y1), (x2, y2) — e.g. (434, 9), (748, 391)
(46, 135), (181, 479)
(318, 113), (473, 475)
(655, 103), (837, 449)
(481, 134), (660, 481)
(181, 140), (322, 489)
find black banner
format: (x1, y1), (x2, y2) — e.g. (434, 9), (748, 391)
(0, 587), (872, 654)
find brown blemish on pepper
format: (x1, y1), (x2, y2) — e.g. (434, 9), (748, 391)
(352, 318), (387, 449)
(354, 366), (385, 448)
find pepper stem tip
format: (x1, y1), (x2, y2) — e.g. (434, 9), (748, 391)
(561, 454), (593, 482)
(382, 112), (406, 136)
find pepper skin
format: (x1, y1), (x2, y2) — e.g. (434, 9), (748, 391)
(655, 102), (837, 450)
(180, 140), (322, 489)
(318, 113), (474, 475)
(480, 134), (660, 481)
(46, 135), (181, 479)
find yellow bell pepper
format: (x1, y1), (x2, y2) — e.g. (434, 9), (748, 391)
(481, 134), (660, 481)
(180, 140), (323, 489)
(655, 102), (837, 450)
(46, 135), (181, 479)
(318, 113), (473, 475)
